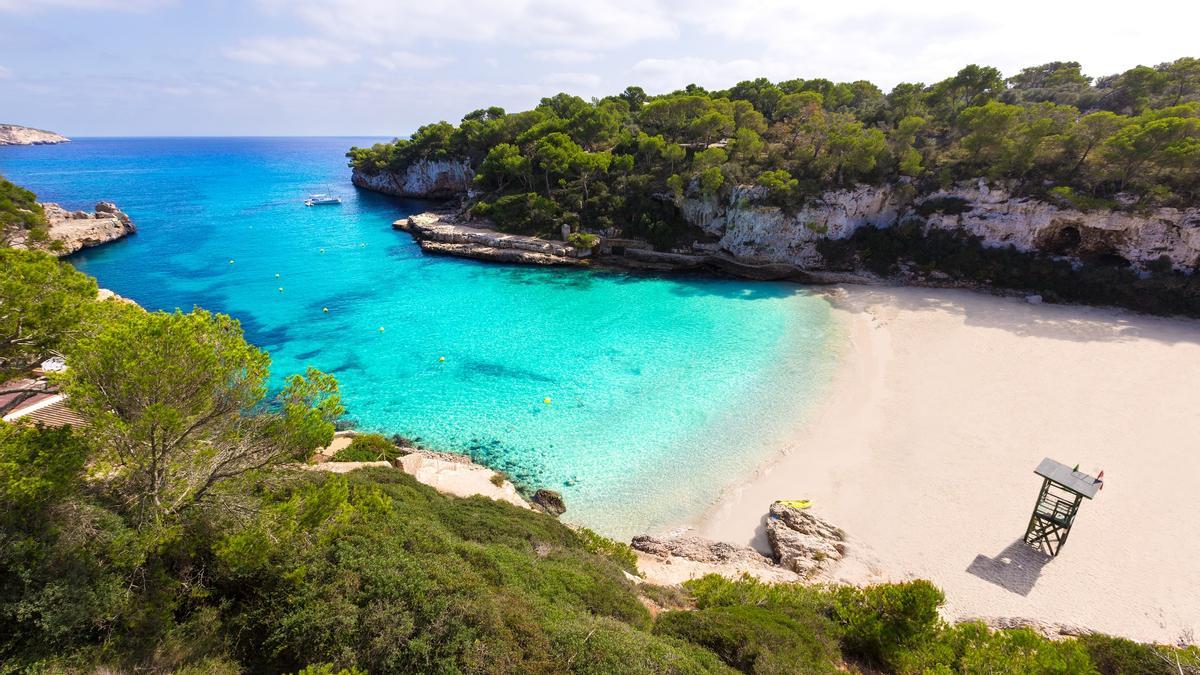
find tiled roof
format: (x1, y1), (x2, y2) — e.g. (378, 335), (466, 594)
(18, 398), (87, 428)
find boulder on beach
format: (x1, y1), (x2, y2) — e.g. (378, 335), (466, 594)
(765, 500), (847, 577)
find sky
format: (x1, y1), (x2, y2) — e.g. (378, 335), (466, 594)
(2, 0), (1198, 137)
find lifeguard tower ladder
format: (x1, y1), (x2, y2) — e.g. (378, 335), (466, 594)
(1023, 458), (1102, 556)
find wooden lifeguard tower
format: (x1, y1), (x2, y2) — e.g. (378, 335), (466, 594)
(1023, 458), (1103, 556)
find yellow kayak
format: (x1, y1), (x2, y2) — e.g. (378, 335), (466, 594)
(778, 499), (812, 510)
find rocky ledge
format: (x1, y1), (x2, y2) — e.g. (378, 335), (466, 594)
(395, 212), (585, 266)
(631, 501), (847, 585)
(0, 124), (69, 146)
(43, 202), (136, 256)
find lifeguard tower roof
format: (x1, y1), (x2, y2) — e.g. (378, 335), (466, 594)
(1034, 458), (1101, 498)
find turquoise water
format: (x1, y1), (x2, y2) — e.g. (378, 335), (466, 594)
(0, 138), (840, 537)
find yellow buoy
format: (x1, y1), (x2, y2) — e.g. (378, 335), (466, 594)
(379, 326), (385, 332)
(319, 248), (325, 253)
(438, 356), (445, 362)
(543, 397), (552, 405)
(229, 259), (235, 264)
(275, 273), (280, 278)
(322, 307), (329, 313)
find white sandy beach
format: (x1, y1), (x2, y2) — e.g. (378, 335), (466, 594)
(693, 285), (1200, 644)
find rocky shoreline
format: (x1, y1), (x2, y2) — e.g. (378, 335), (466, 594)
(43, 201), (136, 255)
(6, 201), (136, 256)
(359, 161), (1200, 298)
(0, 124), (69, 146)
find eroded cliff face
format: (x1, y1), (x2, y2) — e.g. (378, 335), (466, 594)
(351, 159), (474, 199)
(683, 181), (1200, 274)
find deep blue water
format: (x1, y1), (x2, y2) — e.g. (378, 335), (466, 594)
(0, 137), (840, 536)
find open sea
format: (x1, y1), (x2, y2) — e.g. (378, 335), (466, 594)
(0, 137), (841, 537)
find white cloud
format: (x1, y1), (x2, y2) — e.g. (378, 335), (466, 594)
(542, 72), (603, 89)
(0, 65), (12, 79)
(530, 49), (598, 64)
(252, 0), (676, 49)
(224, 37), (359, 68)
(631, 57), (789, 92)
(374, 50), (453, 70)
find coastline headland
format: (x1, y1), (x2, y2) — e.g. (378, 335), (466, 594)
(0, 123), (69, 146)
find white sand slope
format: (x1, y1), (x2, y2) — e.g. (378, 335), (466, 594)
(694, 286), (1200, 643)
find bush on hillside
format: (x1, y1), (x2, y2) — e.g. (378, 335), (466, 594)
(330, 433), (402, 462)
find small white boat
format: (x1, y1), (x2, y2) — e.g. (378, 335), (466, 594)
(305, 193), (342, 206)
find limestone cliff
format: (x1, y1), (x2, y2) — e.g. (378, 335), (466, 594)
(683, 181), (1200, 275)
(351, 159), (473, 199)
(0, 124), (69, 146)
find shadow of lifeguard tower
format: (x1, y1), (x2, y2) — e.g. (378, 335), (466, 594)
(967, 458), (1103, 596)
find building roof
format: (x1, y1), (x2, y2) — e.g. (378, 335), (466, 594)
(1, 377), (88, 428)
(1034, 457), (1102, 499)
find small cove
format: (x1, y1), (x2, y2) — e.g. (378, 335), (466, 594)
(1, 137), (841, 537)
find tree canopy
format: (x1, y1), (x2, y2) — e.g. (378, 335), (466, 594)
(350, 58), (1200, 247)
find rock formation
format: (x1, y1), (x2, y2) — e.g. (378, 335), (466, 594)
(394, 211), (583, 266)
(41, 201), (136, 256)
(0, 124), (69, 146)
(531, 489), (566, 516)
(6, 201), (136, 256)
(630, 534), (801, 585)
(629, 504), (848, 585)
(684, 180), (1200, 275)
(351, 160), (473, 199)
(765, 500), (847, 577)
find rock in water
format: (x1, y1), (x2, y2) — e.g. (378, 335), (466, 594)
(531, 489), (566, 516)
(765, 501), (847, 576)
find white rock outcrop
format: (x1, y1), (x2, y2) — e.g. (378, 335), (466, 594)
(765, 501), (847, 577)
(395, 212), (583, 266)
(7, 201), (136, 256)
(684, 181), (1200, 274)
(351, 159), (474, 199)
(42, 202), (136, 256)
(0, 124), (69, 146)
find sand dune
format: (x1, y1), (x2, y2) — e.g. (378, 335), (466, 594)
(693, 286), (1200, 644)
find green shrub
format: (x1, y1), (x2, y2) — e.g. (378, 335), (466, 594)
(654, 605), (842, 674)
(477, 192), (564, 236)
(0, 175), (47, 231)
(330, 433), (401, 462)
(902, 621), (1097, 674)
(568, 232), (600, 249)
(572, 526), (638, 574)
(1079, 633), (1200, 675)
(831, 579), (945, 669)
(1047, 186), (1117, 212)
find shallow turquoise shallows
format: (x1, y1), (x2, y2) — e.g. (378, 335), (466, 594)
(0, 138), (840, 537)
